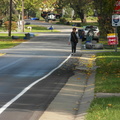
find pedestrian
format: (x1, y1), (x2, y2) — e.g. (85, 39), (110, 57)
(68, 28), (78, 55)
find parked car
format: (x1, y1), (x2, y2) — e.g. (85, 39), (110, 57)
(79, 25), (100, 42)
(30, 17), (39, 20)
(55, 13), (62, 19)
(41, 12), (49, 18)
(41, 12), (61, 19)
(45, 13), (56, 21)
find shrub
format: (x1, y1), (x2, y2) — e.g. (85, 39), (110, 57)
(4, 21), (17, 31)
(3, 14), (18, 22)
(59, 17), (67, 24)
(0, 20), (3, 26)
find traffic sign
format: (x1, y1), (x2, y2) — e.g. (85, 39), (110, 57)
(114, 0), (120, 11)
(112, 15), (120, 26)
(107, 33), (118, 45)
(114, 0), (120, 14)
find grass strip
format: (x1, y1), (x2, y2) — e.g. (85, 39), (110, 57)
(0, 25), (59, 32)
(95, 52), (120, 93)
(0, 39), (27, 49)
(0, 33), (27, 49)
(0, 33), (25, 38)
(85, 97), (120, 120)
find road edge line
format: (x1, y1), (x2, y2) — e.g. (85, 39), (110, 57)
(0, 54), (71, 114)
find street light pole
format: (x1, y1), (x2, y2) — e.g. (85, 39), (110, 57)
(8, 0), (12, 36)
(22, 0), (24, 32)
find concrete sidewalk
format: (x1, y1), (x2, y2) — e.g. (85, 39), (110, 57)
(39, 53), (96, 120)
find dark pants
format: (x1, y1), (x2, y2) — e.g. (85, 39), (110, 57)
(71, 42), (77, 53)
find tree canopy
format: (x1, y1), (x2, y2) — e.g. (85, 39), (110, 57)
(94, 0), (117, 35)
(56, 0), (93, 22)
(0, 0), (119, 38)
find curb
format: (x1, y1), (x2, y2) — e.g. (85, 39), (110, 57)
(75, 71), (95, 120)
(39, 53), (96, 120)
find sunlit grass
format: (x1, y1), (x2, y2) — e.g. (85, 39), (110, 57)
(0, 39), (27, 49)
(95, 52), (120, 93)
(86, 97), (120, 120)
(0, 33), (25, 37)
(0, 25), (59, 32)
(83, 52), (120, 120)
(25, 25), (57, 31)
(0, 33), (27, 49)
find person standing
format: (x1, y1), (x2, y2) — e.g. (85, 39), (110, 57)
(68, 28), (78, 55)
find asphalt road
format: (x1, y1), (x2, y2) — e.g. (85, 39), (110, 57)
(0, 21), (78, 120)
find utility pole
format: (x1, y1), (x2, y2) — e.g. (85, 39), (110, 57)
(22, 0), (24, 32)
(8, 0), (12, 36)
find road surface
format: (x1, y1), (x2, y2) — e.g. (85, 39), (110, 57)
(0, 21), (80, 120)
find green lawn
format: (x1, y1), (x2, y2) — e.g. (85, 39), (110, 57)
(0, 33), (27, 49)
(0, 38), (27, 49)
(86, 51), (120, 120)
(86, 97), (120, 120)
(95, 52), (120, 93)
(0, 25), (59, 32)
(25, 25), (59, 32)
(0, 33), (25, 37)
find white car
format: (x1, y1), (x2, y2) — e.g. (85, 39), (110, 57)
(45, 13), (56, 21)
(82, 26), (100, 42)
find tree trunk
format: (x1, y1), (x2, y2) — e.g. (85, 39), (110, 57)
(77, 10), (85, 23)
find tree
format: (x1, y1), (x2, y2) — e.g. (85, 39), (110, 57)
(0, 0), (10, 18)
(70, 0), (91, 22)
(56, 0), (93, 22)
(94, 0), (117, 36)
(15, 0), (43, 18)
(40, 0), (57, 11)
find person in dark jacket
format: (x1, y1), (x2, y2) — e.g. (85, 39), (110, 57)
(68, 28), (78, 55)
